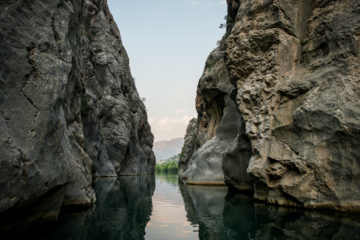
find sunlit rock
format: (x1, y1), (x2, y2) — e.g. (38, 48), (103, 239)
(182, 0), (360, 212)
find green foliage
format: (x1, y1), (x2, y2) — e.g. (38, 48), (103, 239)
(226, 15), (235, 29)
(156, 155), (180, 173)
(87, 33), (93, 43)
(219, 15), (235, 31)
(301, 40), (308, 46)
(225, 15), (233, 22)
(206, 57), (219, 71)
(155, 162), (178, 173)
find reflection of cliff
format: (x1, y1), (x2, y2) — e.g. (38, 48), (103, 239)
(179, 183), (229, 239)
(89, 176), (155, 240)
(24, 175), (155, 240)
(180, 184), (360, 240)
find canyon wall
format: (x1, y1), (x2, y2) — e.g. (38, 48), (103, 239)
(180, 0), (360, 212)
(0, 0), (154, 229)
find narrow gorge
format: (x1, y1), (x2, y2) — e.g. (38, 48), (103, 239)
(0, 0), (154, 232)
(180, 0), (360, 212)
(1, 0), (360, 237)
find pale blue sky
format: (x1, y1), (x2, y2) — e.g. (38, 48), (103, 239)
(108, 0), (226, 141)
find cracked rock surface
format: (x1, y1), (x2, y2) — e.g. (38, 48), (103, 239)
(181, 0), (360, 212)
(0, 0), (154, 229)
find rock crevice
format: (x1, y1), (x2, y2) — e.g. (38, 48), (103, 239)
(0, 0), (155, 231)
(181, 0), (360, 212)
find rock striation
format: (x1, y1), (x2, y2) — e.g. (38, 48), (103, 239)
(180, 46), (252, 186)
(181, 0), (360, 212)
(0, 0), (154, 230)
(80, 0), (155, 177)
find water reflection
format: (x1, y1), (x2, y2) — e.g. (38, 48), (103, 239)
(43, 175), (155, 240)
(180, 181), (360, 240)
(3, 173), (360, 239)
(145, 172), (198, 240)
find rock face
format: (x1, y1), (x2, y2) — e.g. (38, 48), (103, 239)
(0, 0), (154, 229)
(181, 0), (360, 212)
(153, 137), (184, 161)
(179, 31), (253, 188)
(80, 0), (154, 177)
(178, 118), (198, 176)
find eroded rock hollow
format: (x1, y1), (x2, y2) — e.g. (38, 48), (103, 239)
(180, 0), (360, 212)
(0, 0), (155, 230)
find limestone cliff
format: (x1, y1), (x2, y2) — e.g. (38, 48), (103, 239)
(0, 0), (154, 230)
(80, 0), (155, 177)
(181, 0), (360, 212)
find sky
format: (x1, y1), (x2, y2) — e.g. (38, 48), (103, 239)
(108, 0), (227, 142)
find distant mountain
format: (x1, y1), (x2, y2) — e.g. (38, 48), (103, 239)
(153, 138), (184, 161)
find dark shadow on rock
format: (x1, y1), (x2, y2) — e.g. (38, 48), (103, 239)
(180, 182), (360, 240)
(224, 192), (360, 240)
(0, 184), (67, 236)
(1, 175), (155, 240)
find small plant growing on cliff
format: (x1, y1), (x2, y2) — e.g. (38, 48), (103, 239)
(301, 40), (308, 46)
(206, 57), (218, 71)
(87, 33), (93, 43)
(220, 15), (235, 29)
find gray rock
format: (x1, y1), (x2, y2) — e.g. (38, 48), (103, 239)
(80, 0), (155, 177)
(0, 0), (95, 217)
(181, 42), (252, 188)
(178, 118), (198, 177)
(183, 0), (360, 212)
(226, 0), (360, 212)
(0, 0), (154, 229)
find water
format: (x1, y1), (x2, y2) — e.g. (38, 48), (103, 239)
(5, 173), (360, 239)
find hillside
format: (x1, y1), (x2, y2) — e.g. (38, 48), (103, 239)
(156, 155), (179, 173)
(153, 138), (184, 161)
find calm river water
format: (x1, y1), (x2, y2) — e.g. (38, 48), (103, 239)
(9, 173), (360, 239)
